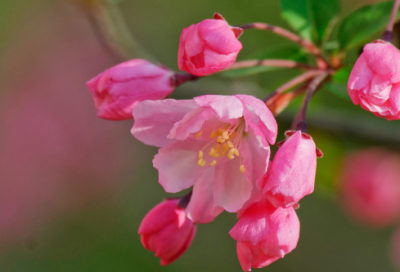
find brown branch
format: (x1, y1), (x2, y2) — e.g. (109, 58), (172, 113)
(264, 70), (323, 102)
(266, 82), (309, 116)
(292, 72), (329, 132)
(240, 23), (329, 69)
(224, 59), (317, 71)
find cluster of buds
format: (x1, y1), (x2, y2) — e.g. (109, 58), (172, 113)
(87, 12), (323, 271)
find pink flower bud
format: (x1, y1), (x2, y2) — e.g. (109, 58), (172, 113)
(339, 148), (400, 229)
(138, 199), (196, 266)
(348, 41), (400, 120)
(178, 14), (243, 76)
(86, 59), (175, 120)
(258, 130), (319, 208)
(229, 199), (300, 271)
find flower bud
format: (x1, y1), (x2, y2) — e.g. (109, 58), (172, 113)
(258, 130), (320, 208)
(178, 13), (243, 76)
(229, 199), (300, 271)
(339, 148), (400, 229)
(348, 40), (400, 120)
(138, 199), (196, 265)
(86, 59), (175, 120)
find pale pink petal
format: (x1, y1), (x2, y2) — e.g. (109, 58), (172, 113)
(131, 99), (197, 147)
(389, 82), (400, 115)
(198, 19), (242, 54)
(262, 131), (316, 208)
(235, 95), (278, 144)
(348, 53), (374, 92)
(153, 139), (207, 193)
(186, 168), (224, 223)
(168, 107), (215, 141)
(365, 74), (392, 104)
(364, 42), (400, 82)
(203, 48), (239, 69)
(213, 158), (252, 212)
(194, 95), (244, 122)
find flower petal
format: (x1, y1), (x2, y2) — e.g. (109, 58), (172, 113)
(131, 99), (197, 147)
(194, 95), (244, 122)
(186, 168), (224, 223)
(153, 139), (207, 193)
(213, 157), (252, 212)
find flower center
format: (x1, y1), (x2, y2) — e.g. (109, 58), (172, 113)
(196, 120), (246, 173)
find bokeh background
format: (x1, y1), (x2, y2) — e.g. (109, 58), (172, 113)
(1, 0), (400, 271)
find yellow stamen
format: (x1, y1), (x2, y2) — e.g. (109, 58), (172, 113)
(198, 159), (206, 167)
(196, 131), (203, 138)
(222, 131), (229, 140)
(210, 131), (217, 138)
(233, 148), (240, 156)
(240, 165), (246, 173)
(217, 128), (224, 135)
(227, 141), (234, 149)
(198, 151), (203, 158)
(217, 135), (225, 144)
(210, 160), (217, 166)
(222, 143), (229, 152)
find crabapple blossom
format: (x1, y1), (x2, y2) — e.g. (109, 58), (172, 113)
(348, 40), (400, 120)
(178, 13), (243, 76)
(86, 59), (175, 120)
(229, 199), (300, 271)
(258, 130), (320, 208)
(138, 199), (196, 266)
(339, 148), (400, 228)
(131, 95), (277, 222)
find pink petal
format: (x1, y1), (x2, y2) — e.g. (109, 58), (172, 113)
(263, 131), (316, 208)
(131, 99), (197, 147)
(138, 199), (179, 235)
(237, 242), (253, 271)
(348, 53), (374, 92)
(186, 168), (224, 223)
(168, 107), (215, 141)
(364, 42), (400, 82)
(153, 139), (207, 193)
(197, 19), (242, 54)
(194, 95), (244, 122)
(213, 158), (252, 212)
(235, 95), (278, 144)
(203, 48), (239, 70)
(389, 82), (400, 117)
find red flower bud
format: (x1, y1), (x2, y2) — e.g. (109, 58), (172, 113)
(138, 199), (196, 265)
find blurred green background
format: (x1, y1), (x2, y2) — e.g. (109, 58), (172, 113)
(1, 0), (400, 271)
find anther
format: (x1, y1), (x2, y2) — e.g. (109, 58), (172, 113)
(210, 131), (217, 138)
(198, 159), (206, 167)
(210, 160), (217, 166)
(222, 143), (229, 152)
(240, 165), (246, 173)
(222, 131), (229, 140)
(198, 151), (203, 158)
(196, 131), (202, 138)
(217, 135), (225, 144)
(227, 141), (234, 149)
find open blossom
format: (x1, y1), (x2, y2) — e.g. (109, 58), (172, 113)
(178, 13), (243, 76)
(131, 95), (277, 223)
(258, 130), (320, 208)
(229, 199), (300, 271)
(86, 59), (175, 120)
(348, 40), (400, 120)
(138, 199), (196, 266)
(339, 148), (400, 228)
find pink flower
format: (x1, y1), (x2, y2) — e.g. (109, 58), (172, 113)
(178, 13), (243, 76)
(258, 130), (320, 208)
(138, 199), (196, 266)
(229, 199), (300, 271)
(86, 59), (175, 120)
(339, 148), (400, 229)
(131, 95), (277, 223)
(348, 40), (400, 120)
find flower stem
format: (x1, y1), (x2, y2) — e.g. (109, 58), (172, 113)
(240, 23), (329, 69)
(266, 82), (309, 116)
(224, 59), (317, 71)
(384, 0), (400, 42)
(174, 73), (199, 87)
(263, 70), (323, 102)
(292, 72), (329, 132)
(178, 191), (192, 209)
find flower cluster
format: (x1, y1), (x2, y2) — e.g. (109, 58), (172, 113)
(86, 13), (322, 271)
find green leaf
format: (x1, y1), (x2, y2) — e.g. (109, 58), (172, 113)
(338, 1), (400, 50)
(221, 44), (308, 78)
(280, 0), (340, 42)
(324, 66), (352, 103)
